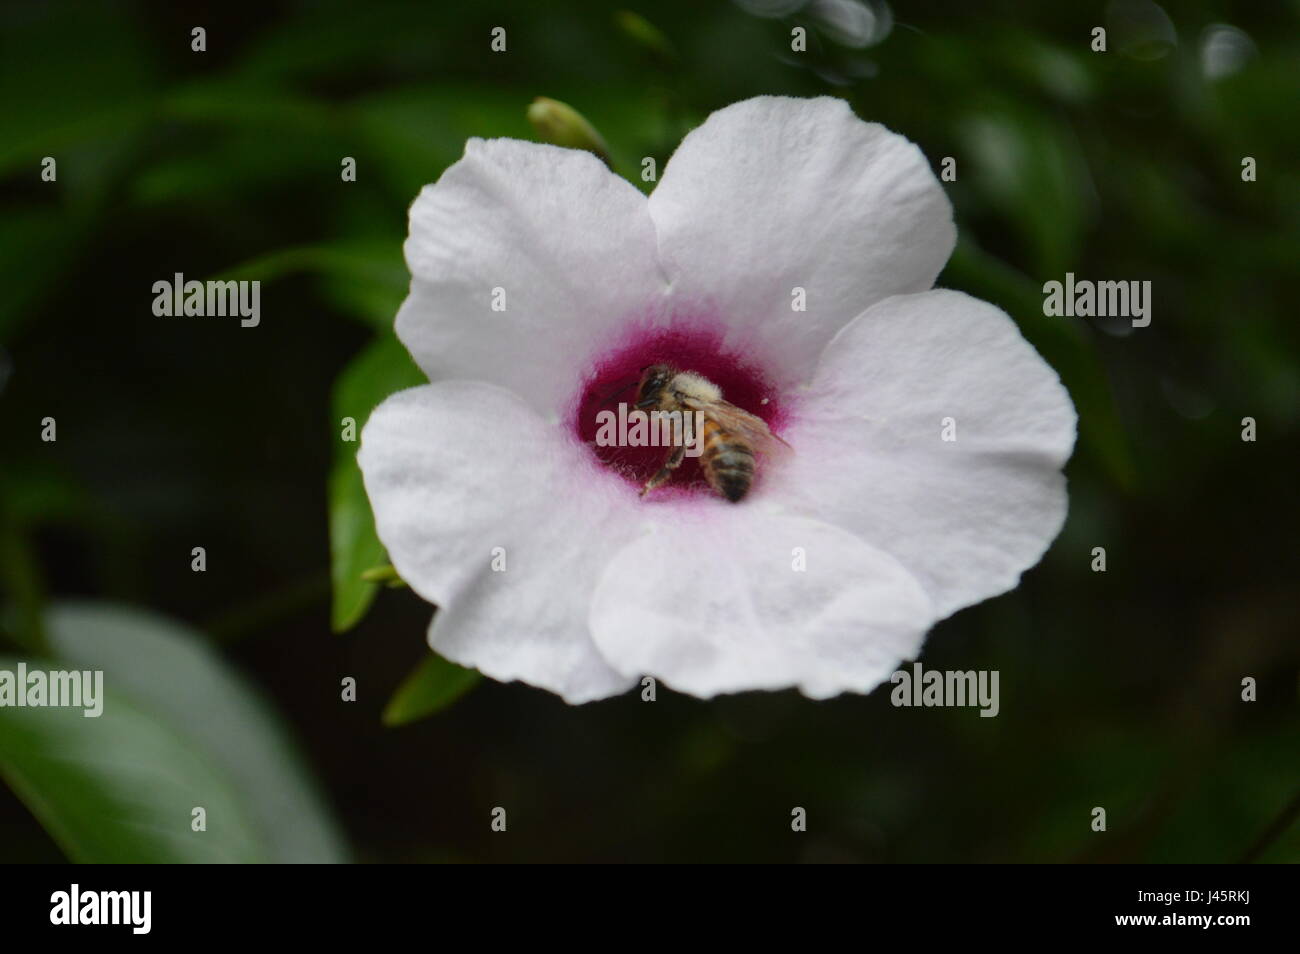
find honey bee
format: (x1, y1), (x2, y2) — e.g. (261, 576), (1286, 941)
(634, 363), (790, 502)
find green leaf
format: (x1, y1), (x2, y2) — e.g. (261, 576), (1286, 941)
(383, 654), (482, 727)
(0, 602), (348, 862)
(0, 660), (266, 862)
(360, 564), (406, 588)
(329, 336), (427, 632)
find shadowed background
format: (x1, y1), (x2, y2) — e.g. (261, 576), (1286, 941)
(0, 0), (1297, 862)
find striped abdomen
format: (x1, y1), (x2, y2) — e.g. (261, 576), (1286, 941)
(700, 416), (756, 502)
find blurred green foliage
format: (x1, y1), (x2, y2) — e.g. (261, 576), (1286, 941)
(0, 603), (347, 862)
(0, 0), (1296, 862)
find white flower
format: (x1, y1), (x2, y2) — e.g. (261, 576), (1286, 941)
(358, 96), (1076, 704)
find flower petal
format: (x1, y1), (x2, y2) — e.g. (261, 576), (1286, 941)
(773, 289), (1077, 619)
(589, 507), (933, 699)
(398, 139), (668, 413)
(647, 96), (955, 385)
(358, 382), (639, 702)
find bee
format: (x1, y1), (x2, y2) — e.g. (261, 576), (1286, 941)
(633, 363), (790, 502)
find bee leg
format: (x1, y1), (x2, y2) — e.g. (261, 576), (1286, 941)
(640, 445), (686, 497)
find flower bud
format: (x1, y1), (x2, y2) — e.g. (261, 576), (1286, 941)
(526, 97), (611, 167)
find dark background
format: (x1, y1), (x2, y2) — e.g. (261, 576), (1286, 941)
(0, 0), (1296, 862)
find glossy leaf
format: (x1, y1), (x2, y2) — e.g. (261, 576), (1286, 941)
(383, 654), (482, 727)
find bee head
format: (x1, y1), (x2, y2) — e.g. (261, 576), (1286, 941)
(635, 364), (674, 408)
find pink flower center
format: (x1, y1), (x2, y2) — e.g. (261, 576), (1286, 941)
(569, 318), (786, 497)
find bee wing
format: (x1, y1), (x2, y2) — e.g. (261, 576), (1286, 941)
(683, 397), (792, 457)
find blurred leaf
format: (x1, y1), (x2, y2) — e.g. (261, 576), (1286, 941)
(205, 573), (332, 645)
(0, 603), (347, 862)
(0, 467), (103, 653)
(229, 2), (450, 84)
(0, 524), (46, 654)
(0, 656), (266, 862)
(212, 239), (407, 330)
(383, 653), (482, 727)
(329, 336), (426, 632)
(957, 105), (1095, 276)
(162, 79), (336, 134)
(348, 85), (532, 197)
(0, 2), (153, 179)
(0, 208), (91, 342)
(319, 250), (408, 329)
(615, 10), (677, 62)
(1004, 35), (1094, 105)
(33, 602), (349, 862)
(130, 133), (333, 209)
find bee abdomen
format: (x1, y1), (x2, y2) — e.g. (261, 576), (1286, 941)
(703, 440), (756, 503)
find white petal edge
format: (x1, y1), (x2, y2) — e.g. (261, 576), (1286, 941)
(358, 381), (641, 702)
(770, 288), (1077, 619)
(648, 96), (955, 388)
(589, 506), (934, 699)
(398, 138), (668, 414)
